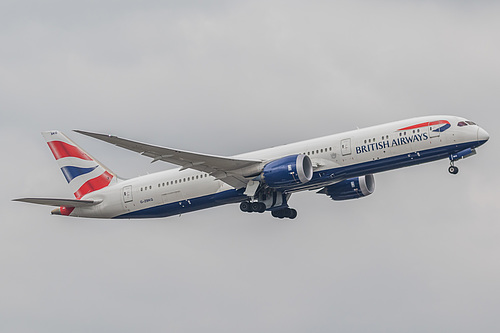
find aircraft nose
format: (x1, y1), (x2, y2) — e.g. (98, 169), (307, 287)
(477, 127), (490, 144)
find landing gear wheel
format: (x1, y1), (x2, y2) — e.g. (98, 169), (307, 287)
(240, 201), (250, 212)
(271, 208), (297, 219)
(448, 165), (459, 174)
(241, 201), (266, 213)
(251, 202), (266, 213)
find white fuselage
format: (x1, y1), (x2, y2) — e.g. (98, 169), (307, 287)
(69, 115), (489, 218)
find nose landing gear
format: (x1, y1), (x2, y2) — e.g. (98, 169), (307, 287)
(448, 163), (459, 175)
(448, 148), (477, 175)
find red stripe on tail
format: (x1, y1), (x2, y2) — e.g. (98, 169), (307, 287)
(74, 171), (113, 199)
(47, 141), (93, 161)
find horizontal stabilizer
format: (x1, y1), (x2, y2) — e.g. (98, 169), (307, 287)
(13, 198), (101, 207)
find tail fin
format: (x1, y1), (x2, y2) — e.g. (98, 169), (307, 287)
(42, 131), (118, 199)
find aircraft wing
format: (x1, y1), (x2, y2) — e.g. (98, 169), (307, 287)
(74, 130), (263, 189)
(13, 198), (100, 207)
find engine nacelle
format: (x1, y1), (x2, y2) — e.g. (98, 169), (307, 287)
(324, 174), (375, 201)
(261, 154), (313, 189)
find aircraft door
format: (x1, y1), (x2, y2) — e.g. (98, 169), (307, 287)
(123, 186), (133, 203)
(121, 185), (134, 211)
(429, 124), (441, 138)
(341, 138), (352, 156)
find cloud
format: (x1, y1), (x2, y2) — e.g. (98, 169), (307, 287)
(1, 1), (499, 332)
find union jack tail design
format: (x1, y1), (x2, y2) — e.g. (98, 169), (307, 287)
(42, 131), (118, 199)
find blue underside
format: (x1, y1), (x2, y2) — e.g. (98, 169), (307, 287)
(116, 188), (247, 219)
(115, 140), (486, 219)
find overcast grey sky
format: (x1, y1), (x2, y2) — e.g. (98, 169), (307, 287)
(1, 1), (499, 332)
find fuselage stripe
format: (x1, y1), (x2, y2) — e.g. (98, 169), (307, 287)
(398, 120), (450, 131)
(434, 123), (451, 132)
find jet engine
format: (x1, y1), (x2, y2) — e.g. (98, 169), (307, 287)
(323, 174), (375, 201)
(261, 154), (313, 189)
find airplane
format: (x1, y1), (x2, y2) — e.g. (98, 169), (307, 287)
(14, 115), (489, 220)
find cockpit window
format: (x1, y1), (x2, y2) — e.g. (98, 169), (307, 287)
(466, 121), (476, 125)
(458, 121), (468, 127)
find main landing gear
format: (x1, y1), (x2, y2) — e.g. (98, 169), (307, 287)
(240, 201), (266, 213)
(271, 208), (297, 219)
(239, 201), (297, 219)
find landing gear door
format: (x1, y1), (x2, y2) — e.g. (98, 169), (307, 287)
(341, 138), (352, 156)
(123, 186), (133, 203)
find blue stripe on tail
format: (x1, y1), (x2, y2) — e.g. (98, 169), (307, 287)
(61, 166), (98, 183)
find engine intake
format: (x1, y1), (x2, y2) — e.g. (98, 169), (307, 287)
(261, 154), (313, 189)
(324, 174), (375, 201)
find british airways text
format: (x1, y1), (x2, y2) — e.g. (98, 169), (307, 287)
(355, 133), (429, 154)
